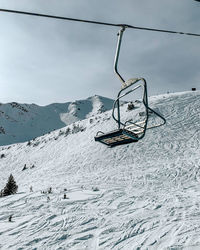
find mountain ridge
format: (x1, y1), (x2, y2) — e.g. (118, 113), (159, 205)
(0, 95), (116, 146)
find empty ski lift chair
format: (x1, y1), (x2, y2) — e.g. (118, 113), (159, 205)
(95, 26), (166, 147)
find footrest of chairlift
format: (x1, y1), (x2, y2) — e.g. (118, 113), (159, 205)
(94, 128), (138, 147)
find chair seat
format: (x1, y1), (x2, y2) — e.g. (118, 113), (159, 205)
(94, 129), (138, 147)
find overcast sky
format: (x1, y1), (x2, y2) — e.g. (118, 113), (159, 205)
(0, 0), (199, 105)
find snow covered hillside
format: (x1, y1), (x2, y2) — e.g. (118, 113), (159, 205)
(0, 91), (200, 249)
(0, 95), (115, 146)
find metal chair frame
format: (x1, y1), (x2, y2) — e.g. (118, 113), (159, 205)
(95, 26), (166, 147)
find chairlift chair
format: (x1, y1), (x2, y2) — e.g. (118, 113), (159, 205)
(95, 26), (166, 147)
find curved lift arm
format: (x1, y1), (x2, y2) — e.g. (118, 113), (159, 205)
(114, 26), (127, 129)
(114, 26), (126, 84)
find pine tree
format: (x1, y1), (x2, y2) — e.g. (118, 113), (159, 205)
(3, 174), (18, 196)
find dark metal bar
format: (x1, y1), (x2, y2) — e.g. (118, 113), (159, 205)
(113, 27), (126, 129)
(0, 8), (200, 37)
(0, 8), (118, 27)
(114, 27), (126, 84)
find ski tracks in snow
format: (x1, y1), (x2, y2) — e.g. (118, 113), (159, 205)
(1, 92), (200, 249)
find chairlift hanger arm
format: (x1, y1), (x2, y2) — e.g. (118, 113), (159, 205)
(114, 26), (126, 84)
(0, 8), (200, 37)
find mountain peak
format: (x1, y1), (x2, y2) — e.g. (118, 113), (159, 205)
(0, 95), (115, 146)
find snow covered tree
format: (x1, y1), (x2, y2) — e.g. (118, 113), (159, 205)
(3, 174), (18, 196)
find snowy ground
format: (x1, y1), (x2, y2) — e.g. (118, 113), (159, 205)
(0, 91), (200, 249)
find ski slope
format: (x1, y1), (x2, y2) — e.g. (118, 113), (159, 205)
(0, 91), (200, 249)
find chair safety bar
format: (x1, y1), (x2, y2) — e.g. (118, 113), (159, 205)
(112, 78), (149, 140)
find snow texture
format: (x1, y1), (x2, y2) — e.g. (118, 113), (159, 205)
(0, 91), (200, 249)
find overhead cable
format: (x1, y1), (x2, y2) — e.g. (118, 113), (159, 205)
(0, 8), (200, 37)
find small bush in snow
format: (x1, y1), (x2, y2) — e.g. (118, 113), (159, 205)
(63, 194), (69, 199)
(8, 215), (13, 222)
(65, 128), (71, 136)
(33, 141), (40, 147)
(72, 124), (85, 134)
(92, 187), (99, 192)
(22, 164), (27, 171)
(127, 102), (135, 111)
(59, 130), (64, 136)
(0, 154), (5, 158)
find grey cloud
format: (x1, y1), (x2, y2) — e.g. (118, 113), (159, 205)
(0, 0), (199, 104)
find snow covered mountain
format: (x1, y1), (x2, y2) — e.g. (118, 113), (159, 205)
(0, 91), (200, 249)
(0, 95), (115, 146)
